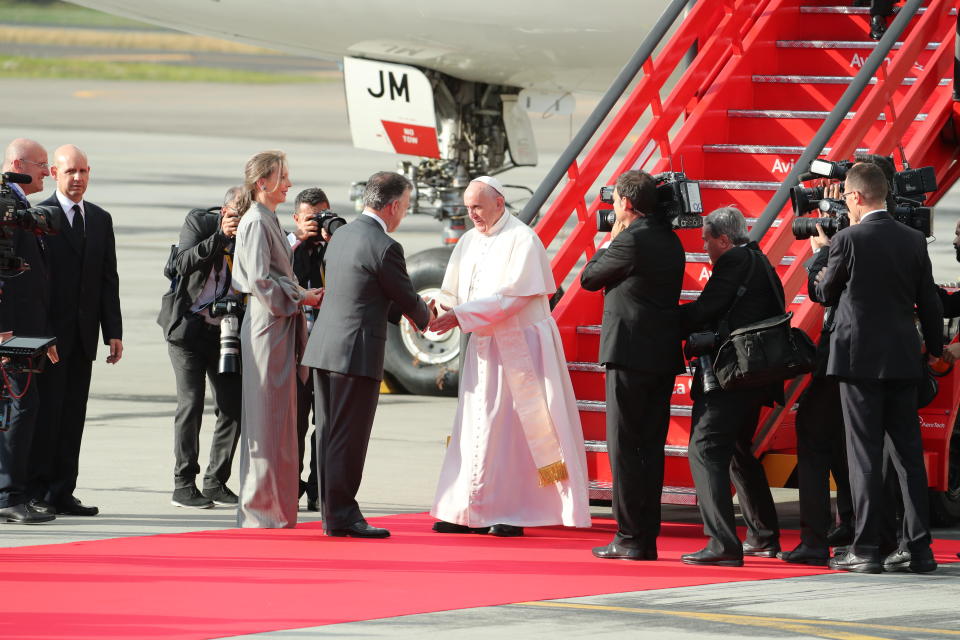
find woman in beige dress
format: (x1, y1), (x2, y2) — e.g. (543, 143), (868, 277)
(231, 150), (322, 527)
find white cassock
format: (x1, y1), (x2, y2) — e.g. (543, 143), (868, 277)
(430, 212), (591, 528)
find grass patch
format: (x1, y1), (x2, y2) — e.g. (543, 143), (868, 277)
(0, 0), (152, 29)
(0, 55), (319, 83)
(0, 25), (279, 54)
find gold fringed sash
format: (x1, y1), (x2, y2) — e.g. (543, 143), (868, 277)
(493, 314), (567, 487)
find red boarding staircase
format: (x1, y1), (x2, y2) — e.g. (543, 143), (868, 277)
(525, 0), (960, 514)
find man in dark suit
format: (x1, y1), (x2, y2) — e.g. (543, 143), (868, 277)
(580, 170), (685, 560)
(302, 171), (432, 538)
(157, 187), (243, 509)
(287, 187), (332, 511)
(29, 144), (122, 517)
(814, 162), (941, 574)
(0, 138), (56, 524)
(678, 207), (784, 566)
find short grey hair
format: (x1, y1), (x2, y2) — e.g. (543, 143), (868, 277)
(704, 207), (749, 244)
(223, 185), (242, 206)
(363, 171), (412, 211)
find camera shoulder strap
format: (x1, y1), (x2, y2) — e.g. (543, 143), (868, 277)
(718, 248), (756, 340)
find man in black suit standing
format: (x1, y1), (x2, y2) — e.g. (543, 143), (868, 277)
(580, 170), (685, 560)
(157, 187), (243, 509)
(814, 162), (941, 574)
(0, 138), (56, 524)
(678, 207), (784, 566)
(302, 172), (432, 538)
(30, 144), (122, 517)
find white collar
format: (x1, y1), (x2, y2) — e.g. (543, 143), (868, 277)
(56, 190), (84, 217)
(362, 210), (388, 232)
(860, 209), (885, 222)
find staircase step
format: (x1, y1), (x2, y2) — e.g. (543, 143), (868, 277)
(585, 440), (689, 457)
(696, 144), (868, 181)
(725, 109), (928, 144)
(774, 39), (939, 73)
(579, 399), (692, 417)
(588, 480), (698, 505)
(750, 75), (950, 110)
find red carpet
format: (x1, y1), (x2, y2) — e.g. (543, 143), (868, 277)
(2, 513), (959, 639)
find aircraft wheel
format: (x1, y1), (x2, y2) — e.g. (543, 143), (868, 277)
(383, 247), (459, 397)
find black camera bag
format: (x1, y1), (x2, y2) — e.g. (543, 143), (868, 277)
(712, 250), (816, 391)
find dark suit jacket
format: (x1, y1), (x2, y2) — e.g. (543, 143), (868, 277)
(580, 217), (685, 374)
(0, 195), (53, 336)
(679, 242), (785, 337)
(38, 193), (121, 360)
(938, 287), (960, 319)
(156, 207), (232, 339)
(301, 215), (430, 381)
(814, 211), (942, 379)
(291, 238), (325, 290)
(680, 242), (786, 404)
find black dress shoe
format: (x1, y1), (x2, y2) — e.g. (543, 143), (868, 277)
(826, 523), (854, 547)
(0, 503), (55, 524)
(306, 498), (320, 512)
(743, 541), (780, 558)
(432, 521), (490, 534)
(778, 544), (829, 566)
(28, 498), (56, 515)
(326, 520), (390, 538)
(681, 548), (744, 567)
(489, 524), (523, 537)
(592, 542), (657, 561)
(883, 549), (937, 574)
(828, 551), (881, 574)
(54, 496), (99, 516)
(870, 15), (887, 40)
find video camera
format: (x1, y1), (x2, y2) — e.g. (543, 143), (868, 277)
(597, 172), (704, 232)
(1, 172), (61, 277)
(790, 160), (935, 239)
(308, 209), (347, 239)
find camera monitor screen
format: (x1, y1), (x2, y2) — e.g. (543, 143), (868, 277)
(0, 336), (56, 356)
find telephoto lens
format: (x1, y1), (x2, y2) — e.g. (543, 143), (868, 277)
(218, 314), (242, 375)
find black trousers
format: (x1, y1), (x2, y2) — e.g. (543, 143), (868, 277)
(605, 366), (675, 550)
(31, 346), (92, 505)
(0, 368), (39, 508)
(296, 376), (319, 500)
(168, 335), (241, 491)
(689, 385), (780, 557)
(839, 378), (931, 558)
(314, 369), (380, 530)
(795, 375), (853, 549)
(870, 0), (894, 16)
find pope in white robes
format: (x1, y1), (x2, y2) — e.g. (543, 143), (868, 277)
(428, 176), (591, 535)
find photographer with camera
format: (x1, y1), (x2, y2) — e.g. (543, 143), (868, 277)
(813, 162), (941, 574)
(286, 187), (344, 510)
(580, 170), (685, 561)
(0, 138), (57, 524)
(157, 187), (247, 509)
(678, 207), (784, 567)
(778, 182), (855, 566)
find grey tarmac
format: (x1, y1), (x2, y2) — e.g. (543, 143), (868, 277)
(2, 76), (960, 639)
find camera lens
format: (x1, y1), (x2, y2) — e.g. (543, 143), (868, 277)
(596, 209), (616, 233)
(218, 315), (242, 375)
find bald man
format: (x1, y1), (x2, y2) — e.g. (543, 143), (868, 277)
(429, 177), (590, 537)
(0, 138), (56, 523)
(29, 144), (122, 517)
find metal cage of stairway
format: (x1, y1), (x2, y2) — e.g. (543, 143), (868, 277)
(528, 0), (960, 504)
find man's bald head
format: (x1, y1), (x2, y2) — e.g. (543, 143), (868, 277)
(3, 138), (49, 196)
(51, 144), (91, 202)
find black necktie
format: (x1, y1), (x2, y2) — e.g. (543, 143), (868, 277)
(72, 204), (85, 239)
